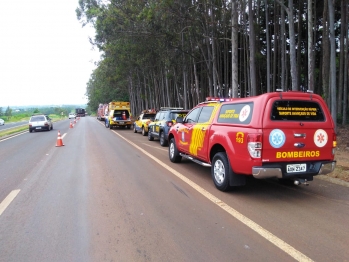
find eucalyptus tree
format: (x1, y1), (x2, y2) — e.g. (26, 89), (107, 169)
(328, 0), (336, 129)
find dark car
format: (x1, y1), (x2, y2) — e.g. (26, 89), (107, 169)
(29, 114), (53, 132)
(147, 107), (189, 146)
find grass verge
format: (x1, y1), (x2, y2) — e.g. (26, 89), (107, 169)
(0, 125), (28, 139)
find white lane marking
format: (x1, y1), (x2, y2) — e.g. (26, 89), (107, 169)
(112, 130), (313, 262)
(0, 189), (20, 216)
(142, 143), (167, 151)
(0, 132), (28, 142)
(62, 133), (67, 139)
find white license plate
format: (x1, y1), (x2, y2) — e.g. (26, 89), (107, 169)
(119, 121), (124, 124)
(287, 164), (306, 173)
(36, 127), (41, 129)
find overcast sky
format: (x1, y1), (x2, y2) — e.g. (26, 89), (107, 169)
(0, 0), (101, 107)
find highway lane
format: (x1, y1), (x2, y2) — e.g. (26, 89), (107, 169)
(0, 116), (348, 261)
(0, 120), (28, 131)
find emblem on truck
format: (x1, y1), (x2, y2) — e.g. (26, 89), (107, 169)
(269, 129), (286, 148)
(314, 129), (328, 147)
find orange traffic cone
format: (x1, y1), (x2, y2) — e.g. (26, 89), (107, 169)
(70, 121), (73, 128)
(55, 131), (64, 147)
(74, 119), (77, 124)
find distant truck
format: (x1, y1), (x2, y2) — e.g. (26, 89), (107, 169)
(97, 103), (108, 121)
(75, 108), (86, 117)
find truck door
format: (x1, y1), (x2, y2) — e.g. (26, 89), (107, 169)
(177, 107), (201, 154)
(194, 106), (215, 161)
(262, 98), (334, 165)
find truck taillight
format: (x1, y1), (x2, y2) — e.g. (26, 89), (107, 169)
(333, 133), (337, 155)
(247, 134), (262, 158)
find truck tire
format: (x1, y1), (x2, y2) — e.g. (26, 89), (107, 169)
(160, 131), (168, 147)
(109, 124), (113, 129)
(169, 138), (182, 163)
(142, 127), (147, 136)
(148, 129), (154, 141)
(211, 152), (232, 192)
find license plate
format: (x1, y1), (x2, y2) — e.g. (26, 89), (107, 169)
(287, 164), (306, 173)
(36, 127), (41, 129)
(119, 121), (124, 124)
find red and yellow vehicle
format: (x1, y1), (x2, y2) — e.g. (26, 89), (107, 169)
(133, 109), (157, 136)
(168, 91), (337, 191)
(105, 101), (132, 129)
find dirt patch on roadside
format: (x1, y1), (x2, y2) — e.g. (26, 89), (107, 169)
(329, 126), (349, 182)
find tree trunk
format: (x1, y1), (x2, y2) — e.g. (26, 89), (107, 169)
(231, 0), (239, 98)
(337, 0), (345, 118)
(328, 0), (337, 130)
(264, 0), (271, 92)
(322, 0), (330, 105)
(248, 0), (257, 96)
(308, 0), (314, 91)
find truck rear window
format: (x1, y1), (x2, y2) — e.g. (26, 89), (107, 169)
(271, 100), (325, 121)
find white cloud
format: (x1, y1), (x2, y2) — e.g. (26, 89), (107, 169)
(0, 0), (101, 107)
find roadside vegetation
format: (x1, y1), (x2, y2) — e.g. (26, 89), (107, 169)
(77, 1), (349, 129)
(0, 106), (78, 139)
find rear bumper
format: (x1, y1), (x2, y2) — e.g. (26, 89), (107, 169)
(252, 161), (336, 179)
(110, 120), (131, 126)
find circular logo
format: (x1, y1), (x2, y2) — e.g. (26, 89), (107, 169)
(314, 129), (328, 147)
(239, 105), (251, 122)
(269, 129), (286, 148)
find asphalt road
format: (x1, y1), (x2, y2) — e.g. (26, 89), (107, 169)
(0, 116), (348, 262)
(0, 120), (28, 131)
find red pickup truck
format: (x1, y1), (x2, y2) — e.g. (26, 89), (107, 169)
(168, 91), (337, 191)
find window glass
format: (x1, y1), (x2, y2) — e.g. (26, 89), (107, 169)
(185, 108), (201, 123)
(171, 112), (188, 120)
(143, 114), (156, 119)
(155, 112), (161, 121)
(31, 116), (45, 121)
(197, 106), (214, 123)
(217, 103), (253, 124)
(271, 100), (325, 121)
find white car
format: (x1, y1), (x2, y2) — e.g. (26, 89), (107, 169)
(29, 114), (53, 132)
(68, 113), (76, 119)
(0, 118), (4, 125)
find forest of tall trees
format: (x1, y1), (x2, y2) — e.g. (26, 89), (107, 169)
(76, 0), (348, 127)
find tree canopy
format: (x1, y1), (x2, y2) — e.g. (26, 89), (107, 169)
(77, 0), (349, 127)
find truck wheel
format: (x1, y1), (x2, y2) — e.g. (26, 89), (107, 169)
(211, 152), (232, 192)
(109, 124), (113, 129)
(133, 124), (137, 133)
(142, 127), (147, 136)
(169, 138), (182, 163)
(148, 129), (154, 141)
(160, 131), (168, 147)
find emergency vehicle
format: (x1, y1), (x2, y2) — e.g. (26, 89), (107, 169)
(97, 103), (108, 121)
(148, 107), (189, 146)
(105, 101), (132, 129)
(133, 109), (157, 136)
(168, 91), (337, 191)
